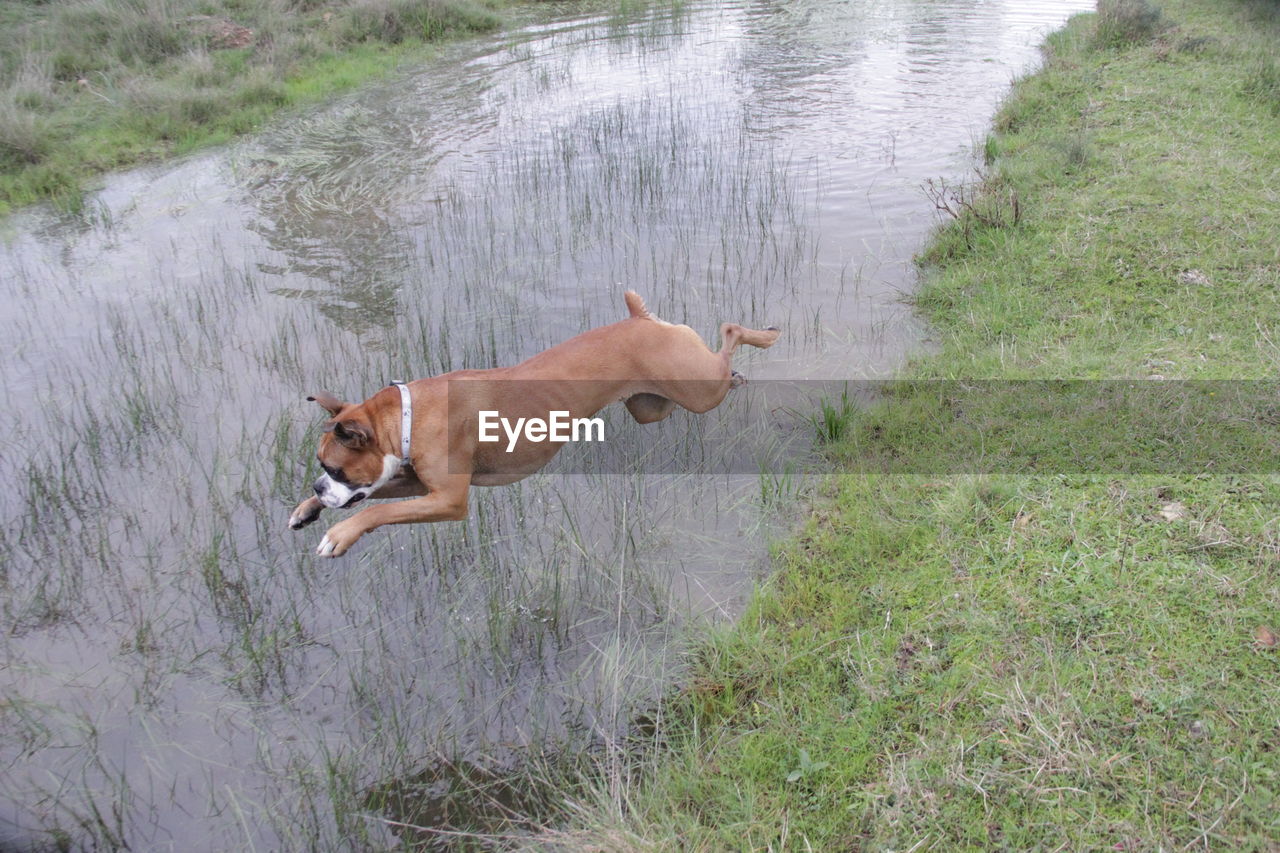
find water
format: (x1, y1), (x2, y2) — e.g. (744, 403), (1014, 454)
(0, 0), (1090, 848)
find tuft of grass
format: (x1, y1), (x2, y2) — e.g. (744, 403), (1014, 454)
(809, 387), (858, 444)
(1242, 54), (1280, 114)
(1094, 0), (1172, 48)
(337, 0), (501, 44)
(0, 100), (51, 166)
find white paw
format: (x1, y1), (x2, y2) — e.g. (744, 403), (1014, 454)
(289, 501), (322, 530)
(317, 534), (337, 557)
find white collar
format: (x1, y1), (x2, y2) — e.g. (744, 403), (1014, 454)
(389, 381), (412, 468)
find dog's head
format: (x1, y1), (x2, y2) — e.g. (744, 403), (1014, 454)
(307, 391), (399, 509)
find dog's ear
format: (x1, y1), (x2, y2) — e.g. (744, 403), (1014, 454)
(327, 419), (372, 449)
(307, 392), (346, 416)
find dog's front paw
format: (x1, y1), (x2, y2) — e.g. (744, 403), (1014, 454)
(289, 497), (323, 530)
(316, 518), (363, 558)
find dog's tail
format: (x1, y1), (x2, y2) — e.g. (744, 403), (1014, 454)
(624, 291), (653, 320)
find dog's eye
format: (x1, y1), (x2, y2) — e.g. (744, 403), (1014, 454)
(321, 463), (346, 482)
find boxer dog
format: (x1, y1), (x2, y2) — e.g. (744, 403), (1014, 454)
(290, 292), (780, 556)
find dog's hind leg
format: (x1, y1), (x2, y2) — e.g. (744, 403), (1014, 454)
(659, 322), (781, 414)
(718, 322), (781, 358)
(625, 392), (678, 424)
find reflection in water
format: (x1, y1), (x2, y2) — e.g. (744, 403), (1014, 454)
(0, 0), (1091, 847)
(246, 105), (427, 337)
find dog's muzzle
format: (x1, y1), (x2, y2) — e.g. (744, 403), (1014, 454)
(314, 474), (368, 509)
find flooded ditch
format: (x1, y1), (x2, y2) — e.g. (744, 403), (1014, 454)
(0, 0), (1089, 847)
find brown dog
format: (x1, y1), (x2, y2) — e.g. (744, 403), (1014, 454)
(290, 292), (780, 556)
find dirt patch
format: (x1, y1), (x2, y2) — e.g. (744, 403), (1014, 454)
(186, 15), (255, 50)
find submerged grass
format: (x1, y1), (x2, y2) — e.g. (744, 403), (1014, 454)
(558, 0), (1280, 847)
(0, 0), (504, 213)
(0, 26), (798, 842)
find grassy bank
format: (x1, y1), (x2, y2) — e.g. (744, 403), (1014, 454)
(557, 0), (1280, 848)
(0, 0), (503, 213)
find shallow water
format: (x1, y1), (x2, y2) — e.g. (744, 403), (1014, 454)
(0, 0), (1090, 847)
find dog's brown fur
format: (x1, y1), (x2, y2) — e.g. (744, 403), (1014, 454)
(291, 292), (779, 556)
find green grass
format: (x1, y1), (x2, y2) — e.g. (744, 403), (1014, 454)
(0, 0), (504, 213)
(554, 0), (1280, 847)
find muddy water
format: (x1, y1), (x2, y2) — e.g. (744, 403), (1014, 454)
(0, 0), (1089, 848)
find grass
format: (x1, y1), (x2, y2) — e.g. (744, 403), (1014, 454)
(555, 0), (1280, 847)
(0, 0), (505, 213)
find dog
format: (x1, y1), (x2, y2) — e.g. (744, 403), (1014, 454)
(290, 292), (780, 556)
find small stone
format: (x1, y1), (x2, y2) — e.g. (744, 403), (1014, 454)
(1178, 269), (1212, 287)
